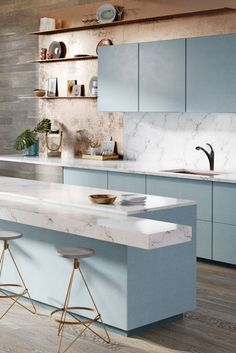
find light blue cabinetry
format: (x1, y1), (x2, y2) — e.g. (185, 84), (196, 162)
(98, 43), (139, 112)
(139, 39), (186, 112)
(108, 171), (145, 193)
(213, 223), (236, 265)
(213, 182), (236, 225)
(187, 34), (236, 112)
(63, 167), (235, 264)
(146, 176), (212, 221)
(213, 182), (236, 264)
(63, 168), (108, 188)
(146, 175), (213, 259)
(197, 220), (212, 260)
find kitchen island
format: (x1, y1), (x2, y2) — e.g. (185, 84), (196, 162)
(0, 177), (196, 335)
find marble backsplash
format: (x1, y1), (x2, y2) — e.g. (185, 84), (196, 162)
(123, 113), (236, 171)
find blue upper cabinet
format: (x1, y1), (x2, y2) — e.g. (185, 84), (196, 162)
(139, 39), (186, 112)
(98, 43), (139, 112)
(187, 34), (236, 112)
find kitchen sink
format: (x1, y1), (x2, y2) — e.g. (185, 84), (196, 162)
(162, 169), (221, 176)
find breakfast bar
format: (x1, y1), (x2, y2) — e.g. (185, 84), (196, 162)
(0, 176), (196, 335)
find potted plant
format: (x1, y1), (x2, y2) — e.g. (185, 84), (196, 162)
(15, 118), (51, 156)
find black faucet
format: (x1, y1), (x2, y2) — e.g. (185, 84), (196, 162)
(195, 143), (214, 171)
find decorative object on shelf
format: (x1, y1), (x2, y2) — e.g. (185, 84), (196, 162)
(72, 84), (83, 96)
(40, 48), (47, 60)
(34, 89), (46, 97)
(114, 6), (124, 21)
(39, 17), (56, 31)
(96, 38), (112, 54)
(88, 140), (101, 155)
(89, 194), (117, 204)
(101, 138), (115, 155)
(82, 14), (97, 24)
(48, 41), (66, 59)
(14, 118), (51, 156)
(47, 77), (58, 97)
(46, 53), (53, 60)
(96, 4), (117, 24)
(67, 80), (77, 96)
(56, 19), (64, 29)
(46, 129), (63, 157)
(89, 76), (98, 96)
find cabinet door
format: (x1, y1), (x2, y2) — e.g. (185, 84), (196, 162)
(63, 168), (108, 188)
(98, 43), (138, 112)
(146, 176), (212, 221)
(187, 34), (236, 112)
(139, 39), (186, 112)
(108, 172), (145, 193)
(197, 220), (212, 260)
(213, 182), (236, 225)
(213, 222), (236, 265)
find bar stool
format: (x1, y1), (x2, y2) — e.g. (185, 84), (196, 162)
(0, 231), (36, 319)
(51, 247), (110, 353)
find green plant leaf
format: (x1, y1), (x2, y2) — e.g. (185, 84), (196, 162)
(14, 129), (37, 151)
(34, 118), (51, 133)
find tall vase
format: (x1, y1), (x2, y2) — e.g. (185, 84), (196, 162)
(23, 139), (39, 156)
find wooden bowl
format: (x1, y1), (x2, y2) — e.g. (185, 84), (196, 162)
(34, 89), (45, 97)
(89, 194), (117, 204)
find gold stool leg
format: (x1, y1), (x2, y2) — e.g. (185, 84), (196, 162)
(52, 258), (110, 353)
(0, 240), (37, 319)
(78, 265), (110, 344)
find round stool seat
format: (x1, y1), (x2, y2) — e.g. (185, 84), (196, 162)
(0, 231), (22, 241)
(57, 247), (95, 259)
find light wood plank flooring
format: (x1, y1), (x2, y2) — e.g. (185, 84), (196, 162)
(0, 262), (235, 353)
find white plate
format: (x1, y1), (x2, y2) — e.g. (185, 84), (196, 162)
(96, 4), (116, 24)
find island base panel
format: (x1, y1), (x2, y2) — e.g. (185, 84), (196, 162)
(0, 213), (196, 333)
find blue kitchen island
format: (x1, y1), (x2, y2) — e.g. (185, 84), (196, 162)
(0, 176), (196, 335)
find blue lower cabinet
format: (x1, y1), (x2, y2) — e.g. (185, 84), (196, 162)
(213, 182), (236, 225)
(213, 222), (236, 265)
(197, 220), (212, 259)
(146, 176), (212, 221)
(108, 171), (146, 193)
(63, 168), (108, 188)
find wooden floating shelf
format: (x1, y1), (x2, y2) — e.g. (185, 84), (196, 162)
(18, 96), (97, 100)
(28, 56), (97, 64)
(29, 8), (236, 35)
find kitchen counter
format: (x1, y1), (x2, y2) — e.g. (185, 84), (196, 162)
(0, 176), (193, 250)
(0, 176), (196, 333)
(0, 155), (236, 183)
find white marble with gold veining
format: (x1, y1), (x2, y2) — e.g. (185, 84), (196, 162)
(0, 176), (193, 250)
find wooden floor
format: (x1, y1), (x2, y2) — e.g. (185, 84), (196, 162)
(0, 262), (235, 353)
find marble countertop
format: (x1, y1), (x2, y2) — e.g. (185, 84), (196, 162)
(0, 177), (193, 250)
(1, 155), (235, 183)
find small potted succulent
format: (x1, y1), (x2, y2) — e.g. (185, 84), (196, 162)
(15, 118), (51, 156)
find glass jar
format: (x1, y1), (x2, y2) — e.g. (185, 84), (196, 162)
(45, 129), (63, 157)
